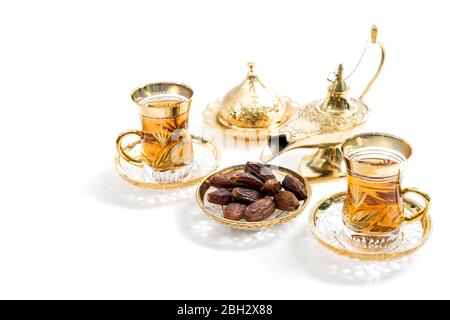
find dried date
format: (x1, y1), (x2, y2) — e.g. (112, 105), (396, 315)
(282, 175), (307, 200)
(243, 197), (276, 222)
(223, 203), (247, 221)
(207, 188), (233, 205)
(230, 172), (264, 190)
(261, 179), (282, 194)
(244, 162), (276, 182)
(232, 187), (262, 204)
(209, 174), (235, 188)
(274, 191), (300, 211)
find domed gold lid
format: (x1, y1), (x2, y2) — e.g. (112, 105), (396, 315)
(217, 63), (287, 129)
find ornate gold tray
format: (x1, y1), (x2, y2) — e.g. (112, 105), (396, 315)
(115, 135), (220, 189)
(196, 164), (311, 230)
(309, 192), (432, 260)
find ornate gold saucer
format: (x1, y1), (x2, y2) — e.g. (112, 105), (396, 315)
(115, 135), (220, 189)
(261, 25), (385, 183)
(196, 164), (311, 230)
(309, 192), (432, 260)
(203, 63), (301, 142)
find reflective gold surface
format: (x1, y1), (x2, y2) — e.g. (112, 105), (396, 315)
(318, 64), (356, 116)
(360, 25), (385, 101)
(217, 62), (287, 129)
(298, 143), (347, 183)
(342, 132), (412, 178)
(204, 63), (300, 141)
(203, 96), (301, 142)
(131, 82), (193, 118)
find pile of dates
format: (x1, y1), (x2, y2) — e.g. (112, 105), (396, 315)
(206, 162), (307, 222)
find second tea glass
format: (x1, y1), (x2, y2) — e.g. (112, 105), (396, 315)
(341, 133), (430, 252)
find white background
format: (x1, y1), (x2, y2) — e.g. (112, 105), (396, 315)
(0, 0), (448, 299)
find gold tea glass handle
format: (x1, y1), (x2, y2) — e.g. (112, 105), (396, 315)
(402, 188), (431, 223)
(116, 130), (144, 167)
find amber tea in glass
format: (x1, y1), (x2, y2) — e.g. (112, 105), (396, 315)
(340, 133), (430, 251)
(116, 82), (194, 177)
(343, 163), (403, 235)
(140, 97), (193, 171)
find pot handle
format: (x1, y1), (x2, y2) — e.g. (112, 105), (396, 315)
(359, 25), (386, 102)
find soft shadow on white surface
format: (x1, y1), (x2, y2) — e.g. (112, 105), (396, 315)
(177, 203), (297, 250)
(85, 168), (194, 209)
(291, 225), (415, 285)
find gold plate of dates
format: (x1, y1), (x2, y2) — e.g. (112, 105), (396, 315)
(115, 135), (220, 190)
(309, 192), (432, 260)
(196, 164), (312, 230)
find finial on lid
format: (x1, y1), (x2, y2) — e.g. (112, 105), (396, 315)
(336, 64), (344, 81)
(330, 64), (348, 94)
(247, 62), (256, 77)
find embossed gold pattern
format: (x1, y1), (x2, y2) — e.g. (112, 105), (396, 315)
(203, 97), (301, 142)
(217, 62), (287, 129)
(203, 63), (301, 141)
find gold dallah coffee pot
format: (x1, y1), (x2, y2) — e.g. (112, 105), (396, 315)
(260, 25), (385, 182)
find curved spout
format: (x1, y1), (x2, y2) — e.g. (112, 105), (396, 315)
(260, 127), (357, 163)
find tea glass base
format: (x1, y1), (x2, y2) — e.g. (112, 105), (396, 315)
(143, 163), (192, 184)
(309, 192), (432, 260)
(339, 227), (402, 254)
(115, 135), (220, 190)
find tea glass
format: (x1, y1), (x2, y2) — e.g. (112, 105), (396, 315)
(341, 132), (430, 252)
(116, 82), (194, 182)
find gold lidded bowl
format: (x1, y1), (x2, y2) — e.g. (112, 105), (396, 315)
(203, 63), (300, 141)
(217, 62), (287, 129)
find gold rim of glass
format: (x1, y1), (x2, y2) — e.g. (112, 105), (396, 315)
(341, 132), (413, 161)
(131, 82), (194, 118)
